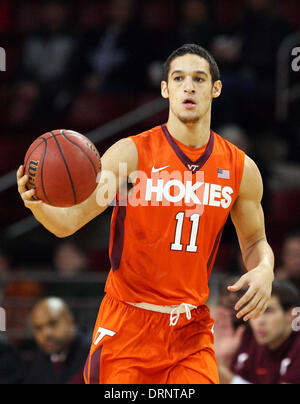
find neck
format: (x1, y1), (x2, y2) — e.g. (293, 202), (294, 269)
(166, 111), (211, 148)
(267, 327), (292, 351)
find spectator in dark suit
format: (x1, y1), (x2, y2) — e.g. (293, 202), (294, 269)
(0, 336), (25, 384)
(24, 297), (90, 384)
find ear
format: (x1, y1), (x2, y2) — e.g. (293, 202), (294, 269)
(161, 81), (169, 99)
(286, 307), (295, 325)
(212, 80), (222, 99)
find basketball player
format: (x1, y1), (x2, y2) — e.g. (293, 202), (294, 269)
(17, 44), (274, 384)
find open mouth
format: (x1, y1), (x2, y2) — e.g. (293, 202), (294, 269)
(183, 99), (196, 108)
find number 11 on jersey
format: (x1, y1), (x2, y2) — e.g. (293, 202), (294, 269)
(171, 212), (200, 253)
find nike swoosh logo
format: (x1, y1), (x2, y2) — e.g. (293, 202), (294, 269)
(152, 165), (170, 173)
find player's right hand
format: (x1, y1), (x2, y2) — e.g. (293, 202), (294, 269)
(17, 165), (43, 209)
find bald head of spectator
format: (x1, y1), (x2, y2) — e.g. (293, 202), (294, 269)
(30, 297), (76, 356)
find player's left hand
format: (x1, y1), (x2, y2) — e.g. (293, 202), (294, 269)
(227, 266), (274, 322)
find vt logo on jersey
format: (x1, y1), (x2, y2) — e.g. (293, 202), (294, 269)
(188, 164), (200, 173)
(188, 164), (199, 172)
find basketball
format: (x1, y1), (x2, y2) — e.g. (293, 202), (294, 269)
(24, 130), (102, 207)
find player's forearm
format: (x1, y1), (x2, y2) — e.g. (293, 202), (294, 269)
(242, 238), (274, 275)
(30, 204), (80, 237)
(30, 191), (106, 237)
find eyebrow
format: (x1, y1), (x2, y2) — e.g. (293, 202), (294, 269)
(171, 70), (209, 77)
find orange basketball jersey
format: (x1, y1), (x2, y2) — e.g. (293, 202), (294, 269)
(105, 124), (245, 306)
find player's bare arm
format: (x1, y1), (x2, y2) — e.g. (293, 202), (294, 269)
(229, 155), (274, 322)
(17, 138), (138, 238)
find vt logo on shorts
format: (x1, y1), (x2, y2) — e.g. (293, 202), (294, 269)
(94, 327), (116, 346)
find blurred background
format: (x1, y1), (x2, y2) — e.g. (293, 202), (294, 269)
(0, 0), (299, 383)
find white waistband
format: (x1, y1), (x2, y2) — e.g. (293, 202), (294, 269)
(126, 302), (198, 326)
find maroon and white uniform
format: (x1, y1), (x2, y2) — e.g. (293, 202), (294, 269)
(231, 327), (300, 384)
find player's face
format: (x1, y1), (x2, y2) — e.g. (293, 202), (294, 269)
(250, 296), (292, 349)
(161, 54), (222, 125)
(31, 308), (75, 355)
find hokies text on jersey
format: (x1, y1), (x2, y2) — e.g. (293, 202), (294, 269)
(145, 178), (234, 208)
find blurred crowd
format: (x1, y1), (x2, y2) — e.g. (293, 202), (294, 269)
(0, 0), (299, 131)
(0, 0), (300, 384)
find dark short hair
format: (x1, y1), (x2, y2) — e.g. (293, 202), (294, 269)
(271, 280), (300, 312)
(163, 44), (220, 83)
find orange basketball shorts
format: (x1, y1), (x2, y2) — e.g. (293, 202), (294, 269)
(84, 294), (219, 384)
